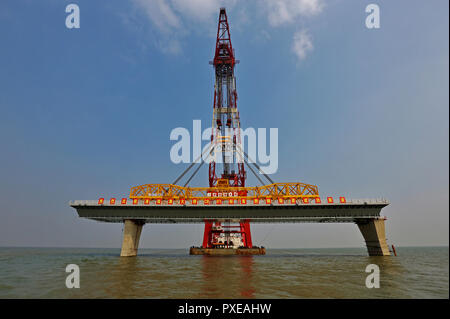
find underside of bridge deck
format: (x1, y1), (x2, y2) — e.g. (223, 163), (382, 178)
(70, 200), (391, 257)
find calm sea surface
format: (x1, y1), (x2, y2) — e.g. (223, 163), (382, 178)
(0, 247), (447, 298)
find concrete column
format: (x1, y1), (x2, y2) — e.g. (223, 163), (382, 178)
(120, 219), (144, 257)
(357, 218), (391, 256)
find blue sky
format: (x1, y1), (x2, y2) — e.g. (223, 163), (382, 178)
(0, 0), (448, 248)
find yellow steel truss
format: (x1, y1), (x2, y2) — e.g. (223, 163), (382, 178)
(130, 182), (319, 200)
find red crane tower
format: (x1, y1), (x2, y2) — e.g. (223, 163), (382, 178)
(209, 8), (245, 188)
(203, 8), (251, 249)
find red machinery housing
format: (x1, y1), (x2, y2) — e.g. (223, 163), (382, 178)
(202, 220), (253, 249)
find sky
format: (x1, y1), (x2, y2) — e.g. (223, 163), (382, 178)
(0, 0), (448, 249)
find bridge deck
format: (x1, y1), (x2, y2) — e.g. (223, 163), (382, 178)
(69, 199), (389, 223)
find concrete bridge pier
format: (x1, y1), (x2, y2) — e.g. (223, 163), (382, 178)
(357, 218), (391, 256)
(120, 219), (144, 257)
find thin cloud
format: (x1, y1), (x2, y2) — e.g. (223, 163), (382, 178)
(133, 0), (181, 34)
(131, 0), (236, 54)
(265, 0), (324, 26)
(292, 29), (313, 62)
(171, 0), (236, 23)
(263, 0), (323, 63)
(129, 0), (323, 62)
(158, 38), (182, 54)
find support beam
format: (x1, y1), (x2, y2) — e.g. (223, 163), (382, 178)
(120, 219), (144, 257)
(357, 218), (390, 256)
(202, 221), (213, 248)
(240, 221), (252, 248)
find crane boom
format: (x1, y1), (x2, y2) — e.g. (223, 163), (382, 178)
(209, 8), (246, 188)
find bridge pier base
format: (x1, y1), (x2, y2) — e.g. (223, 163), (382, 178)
(357, 219), (390, 256)
(120, 219), (144, 257)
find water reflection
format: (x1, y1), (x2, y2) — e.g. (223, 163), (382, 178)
(91, 257), (142, 298)
(112, 257), (141, 297)
(200, 256), (256, 298)
(47, 247), (447, 299)
(239, 256), (256, 298)
(365, 255), (407, 297)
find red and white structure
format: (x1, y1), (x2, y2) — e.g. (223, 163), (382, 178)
(204, 8), (252, 249)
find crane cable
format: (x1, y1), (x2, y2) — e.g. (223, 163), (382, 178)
(183, 160), (205, 187)
(235, 147), (266, 186)
(260, 224), (277, 246)
(235, 145), (283, 194)
(235, 144), (275, 185)
(172, 144), (214, 185)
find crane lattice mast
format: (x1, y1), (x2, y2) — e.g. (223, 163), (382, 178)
(209, 8), (246, 188)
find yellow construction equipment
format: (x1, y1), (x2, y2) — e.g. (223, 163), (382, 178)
(130, 181), (319, 201)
